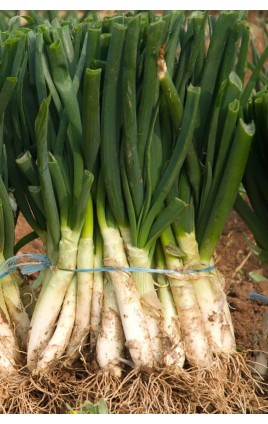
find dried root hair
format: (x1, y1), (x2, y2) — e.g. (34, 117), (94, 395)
(0, 352), (267, 414)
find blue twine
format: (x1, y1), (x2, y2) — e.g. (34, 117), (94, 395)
(248, 292), (268, 304)
(60, 265), (215, 274)
(0, 253), (215, 280)
(0, 254), (51, 278)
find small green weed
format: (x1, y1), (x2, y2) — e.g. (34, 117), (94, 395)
(66, 399), (109, 414)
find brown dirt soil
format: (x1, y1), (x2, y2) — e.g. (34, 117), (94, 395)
(15, 215), (43, 256)
(216, 211), (268, 354)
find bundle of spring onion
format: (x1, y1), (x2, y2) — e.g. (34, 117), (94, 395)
(96, 10), (256, 372)
(1, 16), (96, 373)
(235, 86), (268, 379)
(0, 72), (32, 375)
(236, 88), (268, 264)
(0, 10), (263, 379)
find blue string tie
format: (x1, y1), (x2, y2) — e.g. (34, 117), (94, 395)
(0, 254), (51, 279)
(248, 292), (268, 305)
(0, 253), (215, 280)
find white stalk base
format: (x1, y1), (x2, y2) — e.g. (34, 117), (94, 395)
(166, 253), (212, 368)
(2, 274), (30, 349)
(66, 238), (94, 360)
(0, 310), (19, 374)
(126, 244), (163, 365)
(96, 278), (124, 377)
(192, 270), (236, 353)
(90, 253), (104, 349)
(169, 277), (212, 368)
(27, 232), (78, 371)
(178, 232), (236, 355)
(158, 283), (185, 368)
(101, 227), (153, 368)
(35, 275), (77, 374)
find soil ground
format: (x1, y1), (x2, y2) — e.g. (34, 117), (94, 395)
(216, 212), (268, 354)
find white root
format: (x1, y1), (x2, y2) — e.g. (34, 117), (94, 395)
(1, 250), (30, 340)
(35, 275), (77, 374)
(158, 278), (185, 368)
(169, 277), (213, 367)
(126, 244), (164, 365)
(166, 254), (212, 368)
(0, 307), (19, 374)
(253, 352), (268, 380)
(2, 273), (30, 349)
(96, 277), (124, 377)
(66, 238), (94, 360)
(101, 227), (153, 368)
(178, 232), (236, 353)
(90, 252), (104, 348)
(0, 330), (19, 374)
(192, 270), (236, 353)
(0, 351), (17, 374)
(27, 231), (78, 371)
